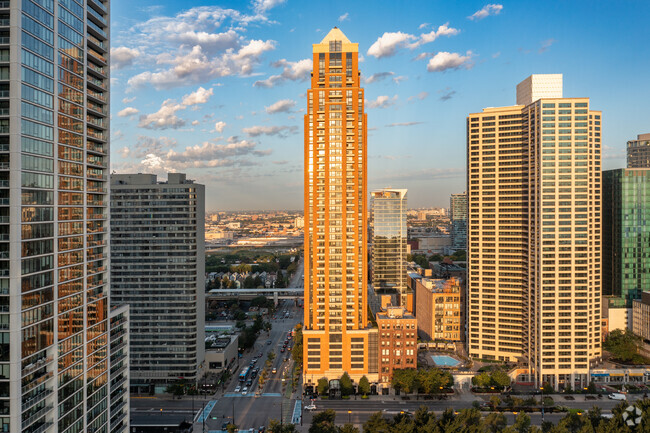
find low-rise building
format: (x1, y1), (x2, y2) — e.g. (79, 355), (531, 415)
(633, 292), (650, 342)
(414, 277), (462, 342)
(205, 335), (239, 374)
(376, 306), (417, 385)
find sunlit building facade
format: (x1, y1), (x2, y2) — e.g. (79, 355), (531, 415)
(371, 188), (408, 307)
(0, 0), (124, 431)
(467, 74), (602, 390)
(303, 28), (378, 384)
(627, 133), (650, 169)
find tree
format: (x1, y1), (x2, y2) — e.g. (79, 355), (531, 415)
(268, 419), (296, 433)
(339, 372), (354, 396)
(226, 423), (237, 433)
(484, 412), (507, 433)
(604, 329), (645, 363)
(362, 412), (390, 433)
(358, 376), (370, 396)
(391, 368), (418, 393)
(275, 272), (286, 288)
(309, 409), (338, 433)
(339, 424), (359, 433)
(292, 326), (303, 365)
(429, 253), (444, 262)
(491, 369), (511, 388)
(317, 377), (329, 395)
(511, 412), (531, 433)
(472, 372), (491, 388)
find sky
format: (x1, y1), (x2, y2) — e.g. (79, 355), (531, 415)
(110, 0), (650, 211)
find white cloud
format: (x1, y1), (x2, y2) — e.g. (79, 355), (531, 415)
(338, 12), (349, 22)
(364, 72), (394, 84)
(367, 32), (415, 58)
(427, 51), (473, 72)
(468, 4), (503, 20)
(138, 99), (186, 129)
(111, 47), (140, 69)
(192, 120), (200, 126)
(368, 24), (460, 58)
(252, 0), (286, 13)
(182, 87), (214, 106)
(366, 95), (398, 109)
(243, 125), (298, 137)
(253, 58), (312, 87)
(265, 99), (296, 114)
(214, 121), (227, 133)
(408, 23), (460, 49)
(172, 29), (239, 54)
(419, 23), (430, 29)
(122, 96), (136, 104)
(129, 40), (276, 90)
(393, 75), (407, 84)
(117, 107), (139, 117)
(122, 5), (277, 91)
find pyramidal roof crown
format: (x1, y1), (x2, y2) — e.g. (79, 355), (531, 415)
(320, 27), (351, 44)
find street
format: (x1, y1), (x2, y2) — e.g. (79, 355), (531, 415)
(196, 293), (303, 431)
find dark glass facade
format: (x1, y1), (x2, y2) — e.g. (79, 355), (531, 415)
(603, 168), (650, 307)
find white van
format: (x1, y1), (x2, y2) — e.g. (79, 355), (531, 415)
(608, 393), (627, 401)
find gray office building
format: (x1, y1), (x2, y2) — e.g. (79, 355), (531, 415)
(110, 173), (205, 393)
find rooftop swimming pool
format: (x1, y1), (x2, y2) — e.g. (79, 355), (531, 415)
(431, 355), (460, 367)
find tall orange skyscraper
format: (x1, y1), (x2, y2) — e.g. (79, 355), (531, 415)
(302, 28), (378, 385)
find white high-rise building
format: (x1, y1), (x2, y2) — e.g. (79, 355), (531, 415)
(1, 0), (129, 431)
(468, 74), (602, 390)
(516, 73), (563, 105)
(110, 173), (205, 393)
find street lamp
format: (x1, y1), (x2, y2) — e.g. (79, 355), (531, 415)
(348, 410), (351, 424)
(539, 386), (544, 423)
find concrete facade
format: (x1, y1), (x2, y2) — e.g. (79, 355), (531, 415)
(110, 173), (205, 392)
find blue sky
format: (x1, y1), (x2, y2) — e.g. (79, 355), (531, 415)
(110, 0), (650, 211)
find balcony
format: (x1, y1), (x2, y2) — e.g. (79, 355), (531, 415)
(87, 76), (107, 91)
(87, 61), (107, 77)
(21, 388), (53, 412)
(87, 48), (107, 65)
(87, 6), (107, 27)
(86, 33), (107, 52)
(21, 404), (53, 429)
(87, 89), (106, 103)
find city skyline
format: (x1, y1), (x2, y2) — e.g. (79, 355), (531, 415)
(109, 0), (650, 211)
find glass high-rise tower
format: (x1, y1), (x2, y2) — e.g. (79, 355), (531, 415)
(302, 28), (378, 385)
(602, 168), (650, 307)
(450, 192), (468, 251)
(0, 0), (125, 432)
(371, 188), (408, 306)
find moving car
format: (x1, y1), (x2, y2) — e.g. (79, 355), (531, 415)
(242, 386), (248, 395)
(272, 367), (277, 374)
(305, 404), (317, 411)
(608, 393), (626, 400)
(234, 385), (241, 392)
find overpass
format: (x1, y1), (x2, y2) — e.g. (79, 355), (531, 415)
(207, 288), (303, 305)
